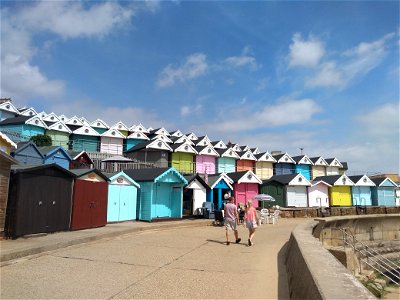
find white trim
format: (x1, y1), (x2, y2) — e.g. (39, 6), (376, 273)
(251, 147), (260, 155)
(174, 135), (194, 145)
(101, 128), (125, 139)
(186, 132), (198, 140)
(237, 171), (262, 184)
(219, 148), (240, 159)
(58, 114), (69, 122)
(110, 171), (141, 188)
(276, 153), (296, 164)
(288, 173), (311, 186)
(0, 101), (20, 114)
(110, 121), (129, 132)
(0, 131), (17, 148)
(376, 177), (398, 187)
(297, 155), (314, 165)
(310, 180), (332, 188)
(129, 123), (149, 133)
(197, 145), (219, 157)
(146, 138), (173, 151)
(210, 174), (234, 190)
(351, 175), (375, 187)
(333, 174), (355, 186)
(26, 116), (48, 128)
(256, 152), (277, 162)
(66, 116), (84, 126)
(241, 145), (250, 151)
(42, 112), (60, 123)
(19, 107), (37, 116)
(212, 140), (227, 149)
(80, 117), (91, 127)
(230, 144), (242, 152)
(73, 125), (100, 136)
(171, 130), (183, 137)
(239, 150), (257, 161)
(151, 134), (173, 143)
(196, 135), (211, 147)
(153, 127), (170, 136)
(327, 158), (343, 168)
(36, 111), (47, 118)
(90, 119), (109, 129)
(313, 157), (329, 166)
(173, 142), (198, 154)
(127, 131), (149, 140)
(47, 121), (72, 133)
(146, 126), (154, 132)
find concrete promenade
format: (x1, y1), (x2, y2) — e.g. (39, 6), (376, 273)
(1, 218), (305, 299)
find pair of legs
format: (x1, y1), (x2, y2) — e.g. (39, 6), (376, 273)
(248, 228), (256, 246)
(226, 228), (239, 244)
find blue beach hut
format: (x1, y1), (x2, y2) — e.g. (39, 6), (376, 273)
(273, 152), (296, 175)
(38, 146), (72, 169)
(12, 141), (44, 165)
(216, 148), (240, 174)
(348, 175), (375, 206)
(123, 168), (188, 221)
(371, 177), (397, 206)
(292, 155), (313, 180)
(206, 173), (234, 210)
(106, 171), (140, 222)
(0, 116), (47, 142)
(125, 131), (150, 151)
(0, 101), (20, 121)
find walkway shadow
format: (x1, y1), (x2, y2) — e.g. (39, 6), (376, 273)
(278, 241), (290, 299)
(206, 239), (226, 245)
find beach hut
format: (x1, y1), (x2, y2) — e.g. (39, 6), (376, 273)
(90, 119), (109, 134)
(325, 158), (343, 175)
(310, 156), (328, 179)
(149, 127), (170, 136)
(226, 142), (242, 152)
(185, 132), (198, 141)
(211, 140), (227, 149)
(216, 148), (240, 173)
(0, 101), (20, 121)
(125, 131), (149, 151)
(107, 171), (140, 222)
(18, 107), (37, 117)
(236, 150), (257, 172)
(5, 164), (75, 239)
(0, 116), (47, 141)
(348, 175), (375, 206)
(292, 155), (313, 180)
(250, 147), (260, 155)
(195, 145), (219, 174)
(65, 116), (84, 127)
(124, 139), (172, 168)
(339, 162), (348, 175)
(45, 121), (71, 149)
(70, 169), (109, 230)
(307, 180), (332, 207)
(195, 136), (212, 147)
(170, 135), (194, 145)
(313, 175), (355, 207)
(42, 112), (60, 124)
(273, 153), (296, 175)
(260, 174), (311, 208)
(38, 146), (72, 169)
(100, 128), (125, 155)
(79, 117), (92, 127)
(0, 150), (18, 235)
(70, 125), (100, 152)
(149, 134), (173, 144)
(170, 130), (184, 138)
(227, 171), (261, 207)
(183, 174), (209, 216)
(110, 122), (129, 137)
(12, 141), (44, 165)
(255, 152), (277, 180)
(371, 177), (397, 206)
(171, 142), (197, 174)
(206, 173), (234, 210)
(129, 123), (149, 134)
(123, 168), (188, 221)
(58, 114), (68, 123)
(0, 131), (17, 154)
(67, 150), (93, 169)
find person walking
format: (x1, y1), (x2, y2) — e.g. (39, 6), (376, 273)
(224, 197), (241, 245)
(244, 200), (259, 246)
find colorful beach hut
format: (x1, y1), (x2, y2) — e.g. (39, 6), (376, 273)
(107, 171), (140, 222)
(110, 121), (129, 137)
(5, 164), (75, 239)
(70, 125), (100, 152)
(211, 140), (227, 149)
(206, 173), (234, 210)
(236, 150), (257, 172)
(90, 119), (109, 134)
(307, 180), (331, 207)
(45, 121), (71, 149)
(371, 177), (397, 206)
(124, 139), (172, 168)
(195, 136), (212, 147)
(38, 146), (72, 169)
(310, 156), (328, 179)
(348, 175), (375, 206)
(12, 141), (44, 165)
(273, 153), (296, 175)
(67, 150), (93, 169)
(216, 148), (240, 174)
(0, 131), (17, 154)
(125, 131), (149, 151)
(123, 168), (188, 221)
(171, 142), (197, 174)
(255, 152), (277, 180)
(0, 116), (47, 140)
(0, 101), (20, 121)
(325, 158), (343, 175)
(183, 174), (209, 216)
(313, 175), (355, 207)
(292, 155), (313, 180)
(195, 145), (219, 174)
(100, 128), (125, 155)
(18, 107), (37, 117)
(227, 171), (261, 208)
(70, 169), (109, 230)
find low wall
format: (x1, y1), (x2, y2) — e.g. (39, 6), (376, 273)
(285, 221), (375, 299)
(280, 206), (400, 218)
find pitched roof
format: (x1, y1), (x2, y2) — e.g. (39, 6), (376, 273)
(370, 177), (398, 187)
(0, 115), (31, 125)
(264, 174), (299, 185)
(206, 173), (234, 189)
(255, 152), (276, 162)
(13, 141), (44, 158)
(125, 139), (172, 153)
(66, 150), (94, 163)
(69, 168), (109, 181)
(11, 163), (75, 177)
(216, 148), (240, 158)
(37, 146), (71, 159)
(313, 174), (354, 186)
(183, 174), (209, 189)
(226, 170), (262, 184)
(291, 155), (313, 165)
(123, 167), (171, 181)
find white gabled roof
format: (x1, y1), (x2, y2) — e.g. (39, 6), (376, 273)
(275, 152), (296, 164)
(151, 134), (173, 143)
(237, 171), (262, 184)
(36, 111), (47, 118)
(350, 175), (375, 187)
(47, 121), (72, 133)
(196, 136), (212, 147)
(174, 135), (194, 145)
(212, 140), (227, 149)
(110, 121), (129, 132)
(130, 123), (149, 133)
(73, 125), (100, 136)
(26, 116), (47, 128)
(288, 173), (311, 186)
(297, 155), (314, 165)
(127, 131), (149, 140)
(197, 145), (220, 157)
(256, 152), (277, 162)
(219, 148), (240, 159)
(238, 150), (257, 161)
(19, 107), (37, 116)
(110, 171), (140, 188)
(333, 174), (355, 186)
(152, 127), (170, 136)
(170, 130), (183, 137)
(327, 158), (343, 168)
(80, 117), (91, 127)
(230, 143), (242, 152)
(101, 128), (125, 139)
(42, 112), (60, 123)
(241, 145), (250, 151)
(58, 114), (69, 122)
(311, 180), (332, 188)
(0, 101), (19, 114)
(209, 173), (234, 189)
(251, 147), (260, 155)
(173, 142), (198, 154)
(186, 132), (198, 140)
(147, 126), (154, 132)
(91, 119), (109, 129)
(312, 157), (329, 166)
(146, 138), (172, 151)
(66, 116), (84, 126)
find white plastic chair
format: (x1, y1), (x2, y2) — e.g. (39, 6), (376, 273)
(260, 208), (269, 224)
(270, 209), (281, 225)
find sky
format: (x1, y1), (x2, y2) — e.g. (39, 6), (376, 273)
(1, 0), (399, 174)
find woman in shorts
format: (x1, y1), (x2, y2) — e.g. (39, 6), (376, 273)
(244, 200), (259, 246)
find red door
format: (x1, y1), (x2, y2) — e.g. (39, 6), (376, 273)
(234, 184), (247, 206)
(91, 182), (108, 228)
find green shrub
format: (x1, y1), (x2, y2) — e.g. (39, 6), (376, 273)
(30, 134), (52, 146)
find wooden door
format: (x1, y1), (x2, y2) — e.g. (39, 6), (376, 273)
(107, 185), (120, 222)
(154, 183), (171, 218)
(119, 185), (136, 221)
(237, 160), (253, 172)
(91, 182), (108, 228)
(71, 180), (93, 230)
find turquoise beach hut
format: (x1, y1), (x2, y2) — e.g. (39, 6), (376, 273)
(123, 168), (188, 221)
(292, 155), (313, 180)
(371, 177), (397, 206)
(107, 171), (140, 222)
(348, 175), (375, 206)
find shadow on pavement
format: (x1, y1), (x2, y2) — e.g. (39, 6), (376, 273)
(206, 239), (227, 245)
(278, 241), (290, 299)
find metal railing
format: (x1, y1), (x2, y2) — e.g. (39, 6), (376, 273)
(336, 227), (399, 285)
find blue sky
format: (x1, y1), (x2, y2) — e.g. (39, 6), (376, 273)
(1, 1), (399, 174)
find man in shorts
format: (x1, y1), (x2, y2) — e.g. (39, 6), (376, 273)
(224, 197), (241, 245)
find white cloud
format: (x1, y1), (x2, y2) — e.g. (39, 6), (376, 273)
(288, 33), (325, 68)
(306, 33), (395, 88)
(224, 46), (260, 71)
(256, 78), (268, 91)
(202, 98), (322, 133)
(157, 53), (208, 88)
(180, 104), (202, 116)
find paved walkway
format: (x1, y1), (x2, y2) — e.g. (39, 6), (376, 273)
(1, 218), (306, 299)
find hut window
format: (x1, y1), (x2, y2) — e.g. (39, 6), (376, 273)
(298, 177), (302, 182)
(183, 139), (186, 143)
(184, 145), (188, 151)
(30, 112), (33, 115)
(112, 131), (115, 136)
(97, 122), (100, 126)
(161, 136), (164, 140)
(51, 116), (54, 120)
(247, 154), (250, 158)
(158, 142), (162, 147)
(342, 177), (346, 184)
(137, 133), (140, 138)
(229, 151), (233, 155)
(35, 120), (39, 124)
(208, 149), (211, 153)
(247, 174), (252, 180)
(73, 120), (77, 124)
(85, 129), (89, 133)
(363, 178), (367, 183)
(117, 177), (124, 183)
(6, 104), (10, 109)
(118, 125), (122, 128)
(285, 157), (288, 162)
(266, 155), (269, 159)
(58, 125), (62, 130)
